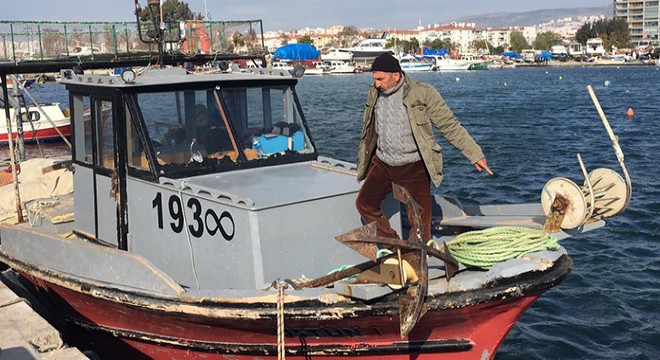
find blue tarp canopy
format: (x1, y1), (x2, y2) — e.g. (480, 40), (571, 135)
(423, 47), (447, 56)
(535, 51), (552, 61)
(273, 44), (320, 60)
(502, 51), (523, 60)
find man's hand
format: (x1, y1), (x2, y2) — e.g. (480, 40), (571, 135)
(474, 158), (493, 175)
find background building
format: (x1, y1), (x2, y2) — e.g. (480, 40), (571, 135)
(614, 0), (660, 45)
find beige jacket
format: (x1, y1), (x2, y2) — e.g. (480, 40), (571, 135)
(357, 75), (484, 187)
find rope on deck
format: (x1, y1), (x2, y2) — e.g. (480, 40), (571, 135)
(446, 226), (560, 269)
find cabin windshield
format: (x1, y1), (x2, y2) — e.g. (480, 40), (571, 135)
(135, 84), (315, 177)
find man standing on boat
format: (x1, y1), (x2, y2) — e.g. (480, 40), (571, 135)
(356, 52), (493, 240)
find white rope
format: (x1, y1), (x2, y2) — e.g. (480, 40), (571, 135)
(178, 180), (200, 289)
(26, 198), (60, 226)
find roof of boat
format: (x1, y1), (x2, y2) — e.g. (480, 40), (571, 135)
(59, 68), (297, 89)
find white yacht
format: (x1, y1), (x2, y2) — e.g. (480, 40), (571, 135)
(338, 38), (393, 60)
(321, 48), (353, 62)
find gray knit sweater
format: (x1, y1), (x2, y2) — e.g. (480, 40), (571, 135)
(375, 77), (421, 166)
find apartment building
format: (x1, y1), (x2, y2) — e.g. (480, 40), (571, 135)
(614, 0), (660, 45)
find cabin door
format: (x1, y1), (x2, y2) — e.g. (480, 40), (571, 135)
(91, 98), (119, 245)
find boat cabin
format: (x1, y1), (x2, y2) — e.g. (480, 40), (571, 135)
(60, 67), (397, 290)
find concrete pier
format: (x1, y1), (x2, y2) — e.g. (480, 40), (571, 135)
(0, 278), (86, 360)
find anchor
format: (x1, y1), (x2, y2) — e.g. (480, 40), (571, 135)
(289, 183), (458, 338)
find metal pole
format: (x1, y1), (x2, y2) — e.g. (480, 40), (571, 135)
(10, 24), (16, 63)
(2, 35), (7, 60)
(1, 75), (25, 223)
(125, 25), (130, 55)
(88, 25), (95, 58)
(112, 24), (118, 58)
(64, 24), (69, 57)
(37, 25), (44, 60)
(10, 75), (25, 161)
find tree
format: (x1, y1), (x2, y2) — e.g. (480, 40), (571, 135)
(139, 0), (198, 22)
(298, 35), (313, 45)
(533, 31), (561, 51)
(509, 30), (529, 53)
(470, 39), (490, 53)
(424, 38), (452, 50)
(575, 18), (630, 50)
(279, 33), (289, 46)
(338, 26), (359, 47)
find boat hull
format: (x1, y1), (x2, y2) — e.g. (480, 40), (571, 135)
(2, 250), (571, 360)
(0, 103), (71, 144)
(0, 123), (71, 143)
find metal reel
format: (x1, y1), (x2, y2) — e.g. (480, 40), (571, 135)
(586, 168), (628, 218)
(541, 177), (589, 230)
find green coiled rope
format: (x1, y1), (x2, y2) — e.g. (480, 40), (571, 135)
(446, 226), (560, 270)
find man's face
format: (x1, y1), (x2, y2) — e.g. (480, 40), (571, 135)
(373, 71), (400, 93)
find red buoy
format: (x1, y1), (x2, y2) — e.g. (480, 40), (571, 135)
(626, 107), (634, 117)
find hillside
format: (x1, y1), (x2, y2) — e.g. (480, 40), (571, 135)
(452, 6), (613, 28)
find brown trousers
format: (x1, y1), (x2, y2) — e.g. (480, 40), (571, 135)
(355, 156), (432, 240)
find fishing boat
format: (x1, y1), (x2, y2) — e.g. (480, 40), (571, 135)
(0, 65), (635, 360)
(0, 81), (71, 144)
(0, 3), (632, 360)
(397, 55), (433, 72)
(322, 60), (357, 74)
(422, 54), (471, 71)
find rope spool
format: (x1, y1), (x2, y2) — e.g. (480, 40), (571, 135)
(541, 167), (628, 230)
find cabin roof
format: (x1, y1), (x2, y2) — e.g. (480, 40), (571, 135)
(59, 68), (297, 90)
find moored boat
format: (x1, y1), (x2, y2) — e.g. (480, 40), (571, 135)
(0, 64), (633, 360)
(338, 36), (394, 61)
(422, 54), (471, 71)
(0, 104), (71, 144)
(0, 4), (633, 360)
(398, 55), (433, 72)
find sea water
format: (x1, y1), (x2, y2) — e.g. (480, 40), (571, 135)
(10, 66), (660, 359)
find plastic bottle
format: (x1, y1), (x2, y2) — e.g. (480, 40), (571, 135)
(252, 137), (263, 156)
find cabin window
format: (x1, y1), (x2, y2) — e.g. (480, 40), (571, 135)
(72, 95), (92, 164)
(126, 104), (148, 171)
(220, 86), (312, 159)
(136, 85), (314, 173)
(94, 100), (115, 170)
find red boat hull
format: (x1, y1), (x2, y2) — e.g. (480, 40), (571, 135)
(26, 277), (543, 360)
(0, 124), (71, 143)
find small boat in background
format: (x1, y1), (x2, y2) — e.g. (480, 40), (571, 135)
(398, 55), (433, 72)
(0, 103), (71, 144)
(422, 54), (471, 71)
(323, 60), (357, 74)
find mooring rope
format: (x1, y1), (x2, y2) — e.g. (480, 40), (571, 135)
(276, 281), (286, 360)
(445, 226), (560, 269)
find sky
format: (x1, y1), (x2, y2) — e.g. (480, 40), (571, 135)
(3, 0), (611, 31)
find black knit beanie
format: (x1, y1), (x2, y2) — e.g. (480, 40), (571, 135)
(371, 53), (401, 73)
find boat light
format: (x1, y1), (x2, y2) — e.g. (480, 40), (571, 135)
(121, 69), (137, 84)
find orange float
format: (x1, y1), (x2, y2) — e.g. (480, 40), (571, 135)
(182, 22), (210, 55)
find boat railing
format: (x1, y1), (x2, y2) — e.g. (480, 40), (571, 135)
(0, 19), (266, 64)
(160, 178), (255, 207)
